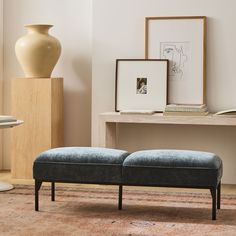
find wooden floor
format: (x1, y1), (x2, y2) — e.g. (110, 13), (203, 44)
(1, 170), (236, 194)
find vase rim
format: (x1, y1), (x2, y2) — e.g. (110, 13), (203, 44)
(24, 24), (53, 28)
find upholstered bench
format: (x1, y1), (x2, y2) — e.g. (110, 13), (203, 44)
(33, 148), (223, 220)
(33, 147), (129, 210)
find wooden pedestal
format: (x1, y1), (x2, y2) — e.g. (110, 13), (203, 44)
(11, 78), (64, 179)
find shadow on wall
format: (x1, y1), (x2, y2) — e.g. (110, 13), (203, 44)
(63, 55), (92, 147)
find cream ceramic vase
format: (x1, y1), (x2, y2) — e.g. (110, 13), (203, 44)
(15, 24), (61, 78)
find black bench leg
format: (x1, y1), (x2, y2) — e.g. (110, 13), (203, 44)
(51, 182), (55, 201)
(118, 185), (123, 210)
(35, 180), (42, 211)
(217, 181), (221, 210)
(210, 187), (217, 220)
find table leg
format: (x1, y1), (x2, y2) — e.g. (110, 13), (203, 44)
(99, 121), (117, 148)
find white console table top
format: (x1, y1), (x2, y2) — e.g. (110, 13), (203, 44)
(100, 112), (236, 126)
(99, 112), (236, 148)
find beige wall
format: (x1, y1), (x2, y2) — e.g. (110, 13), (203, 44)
(92, 0), (236, 184)
(3, 0), (92, 169)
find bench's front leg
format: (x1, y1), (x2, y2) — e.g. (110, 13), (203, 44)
(118, 185), (123, 210)
(51, 182), (55, 201)
(35, 180), (42, 211)
(210, 187), (217, 220)
(217, 181), (221, 209)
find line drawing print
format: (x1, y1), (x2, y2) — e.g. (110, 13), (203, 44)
(160, 42), (190, 80)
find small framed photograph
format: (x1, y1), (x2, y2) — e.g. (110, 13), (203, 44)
(115, 59), (168, 112)
(145, 16), (206, 105)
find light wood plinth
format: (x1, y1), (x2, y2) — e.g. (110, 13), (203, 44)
(11, 78), (64, 179)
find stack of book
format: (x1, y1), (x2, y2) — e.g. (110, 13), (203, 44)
(163, 104), (209, 116)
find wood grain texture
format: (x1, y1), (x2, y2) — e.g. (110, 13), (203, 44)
(51, 78), (64, 148)
(10, 78), (63, 179)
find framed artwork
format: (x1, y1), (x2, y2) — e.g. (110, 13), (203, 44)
(145, 16), (206, 105)
(115, 59), (168, 112)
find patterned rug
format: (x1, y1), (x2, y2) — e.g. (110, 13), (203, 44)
(0, 184), (236, 236)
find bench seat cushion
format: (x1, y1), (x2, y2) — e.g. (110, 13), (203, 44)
(122, 150), (223, 187)
(33, 147), (129, 184)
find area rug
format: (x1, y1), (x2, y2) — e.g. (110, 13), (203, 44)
(0, 185), (236, 236)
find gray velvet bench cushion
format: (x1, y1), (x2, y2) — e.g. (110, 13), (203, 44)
(122, 149), (223, 187)
(33, 147), (129, 184)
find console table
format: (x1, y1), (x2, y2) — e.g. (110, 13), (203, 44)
(0, 120), (24, 191)
(99, 112), (236, 148)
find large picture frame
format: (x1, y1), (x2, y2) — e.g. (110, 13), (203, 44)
(145, 16), (206, 105)
(115, 59), (168, 112)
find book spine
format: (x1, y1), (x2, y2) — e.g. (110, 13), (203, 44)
(165, 104), (207, 112)
(163, 111), (209, 116)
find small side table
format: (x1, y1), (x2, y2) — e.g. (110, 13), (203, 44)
(0, 120), (24, 191)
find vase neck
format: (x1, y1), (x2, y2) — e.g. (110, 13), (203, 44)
(25, 24), (53, 34)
